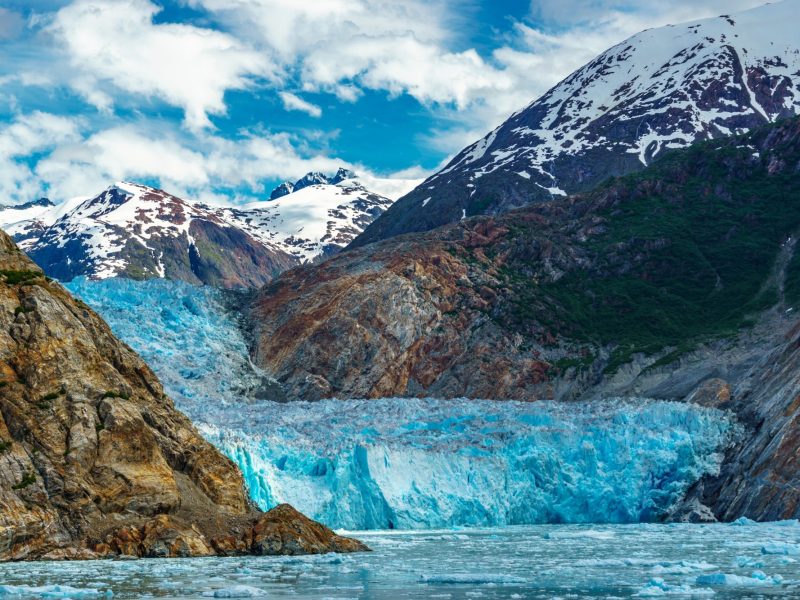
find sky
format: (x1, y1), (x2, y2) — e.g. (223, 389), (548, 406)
(0, 0), (765, 206)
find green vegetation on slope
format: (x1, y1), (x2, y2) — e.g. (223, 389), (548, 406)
(503, 120), (800, 371)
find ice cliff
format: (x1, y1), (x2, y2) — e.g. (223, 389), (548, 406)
(67, 278), (737, 530)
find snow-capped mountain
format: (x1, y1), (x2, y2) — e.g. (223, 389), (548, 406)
(353, 0), (800, 246)
(0, 197), (57, 247)
(0, 171), (396, 287)
(21, 182), (296, 288)
(214, 173), (393, 262)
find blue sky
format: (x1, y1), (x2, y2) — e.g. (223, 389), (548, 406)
(0, 0), (763, 205)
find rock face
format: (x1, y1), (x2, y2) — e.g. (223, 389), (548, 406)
(683, 319), (800, 522)
(247, 117), (800, 522)
(249, 117), (800, 402)
(0, 229), (367, 560)
(353, 0), (800, 248)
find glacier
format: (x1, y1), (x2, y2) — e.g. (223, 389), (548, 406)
(66, 277), (738, 530)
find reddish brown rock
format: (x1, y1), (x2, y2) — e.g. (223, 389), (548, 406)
(249, 504), (370, 555)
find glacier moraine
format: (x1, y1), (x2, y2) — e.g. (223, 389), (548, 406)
(66, 277), (738, 530)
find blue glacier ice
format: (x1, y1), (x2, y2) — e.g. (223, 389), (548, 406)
(67, 277), (738, 530)
(199, 398), (735, 529)
(66, 277), (268, 419)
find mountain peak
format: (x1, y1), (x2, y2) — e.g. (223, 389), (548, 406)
(269, 167), (360, 200)
(331, 167), (358, 184)
(293, 171), (329, 192)
(352, 0), (800, 248)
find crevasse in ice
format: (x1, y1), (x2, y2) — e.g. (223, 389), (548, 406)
(67, 277), (738, 530)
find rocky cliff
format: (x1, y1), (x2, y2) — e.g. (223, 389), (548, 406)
(0, 229), (366, 560)
(250, 117), (800, 401)
(353, 0), (800, 248)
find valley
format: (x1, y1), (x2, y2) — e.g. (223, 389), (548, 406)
(3, 0), (800, 597)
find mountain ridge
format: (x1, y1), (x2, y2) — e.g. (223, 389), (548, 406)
(0, 174), (395, 288)
(352, 0), (800, 248)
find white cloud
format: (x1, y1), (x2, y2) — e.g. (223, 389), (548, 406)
(279, 92), (322, 118)
(0, 112), (423, 206)
(45, 0), (273, 129)
(0, 112), (83, 204)
(190, 0), (510, 109)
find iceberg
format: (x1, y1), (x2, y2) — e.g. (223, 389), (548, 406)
(68, 277), (738, 530)
(762, 542), (800, 555)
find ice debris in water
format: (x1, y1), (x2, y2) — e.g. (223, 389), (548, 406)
(762, 542), (800, 555)
(418, 574), (527, 585)
(202, 585), (267, 598)
(68, 277), (738, 530)
(0, 585), (112, 598)
(696, 571), (783, 586)
(732, 516), (800, 527)
(634, 577), (714, 596)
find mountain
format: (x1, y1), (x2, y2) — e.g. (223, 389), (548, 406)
(352, 0), (800, 247)
(0, 229), (367, 559)
(269, 168), (359, 200)
(21, 182), (297, 288)
(248, 117), (800, 399)
(246, 116), (800, 520)
(0, 197), (56, 248)
(214, 171), (394, 263)
(0, 172), (394, 287)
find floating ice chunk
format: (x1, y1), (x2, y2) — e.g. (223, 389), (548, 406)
(732, 517), (799, 527)
(634, 577), (714, 596)
(0, 585), (112, 598)
(651, 560), (716, 575)
(419, 574), (527, 585)
(202, 585), (267, 598)
(734, 556), (764, 568)
(761, 542), (800, 555)
(696, 571), (782, 586)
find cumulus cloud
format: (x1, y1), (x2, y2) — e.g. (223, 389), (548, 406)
(45, 0), (273, 129)
(279, 92), (322, 118)
(189, 0), (511, 109)
(0, 112), (423, 206)
(0, 112), (83, 204)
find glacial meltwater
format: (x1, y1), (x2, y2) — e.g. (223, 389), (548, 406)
(4, 522), (800, 598)
(38, 278), (787, 598)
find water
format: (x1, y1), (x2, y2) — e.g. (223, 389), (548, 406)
(3, 522), (800, 598)
(65, 278), (737, 530)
